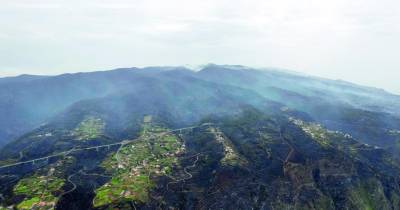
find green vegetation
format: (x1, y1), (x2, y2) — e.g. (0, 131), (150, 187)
(348, 179), (391, 210)
(290, 118), (332, 148)
(207, 127), (247, 166)
(13, 175), (64, 210)
(389, 130), (400, 151)
(3, 68), (400, 209)
(11, 157), (74, 210)
(390, 192), (400, 209)
(93, 123), (184, 207)
(143, 115), (152, 123)
(0, 158), (18, 166)
(16, 198), (40, 210)
(94, 175), (153, 206)
(294, 194), (334, 210)
(73, 117), (105, 140)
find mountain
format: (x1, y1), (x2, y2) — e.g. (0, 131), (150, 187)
(0, 67), (170, 147)
(0, 65), (400, 209)
(196, 64), (400, 156)
(0, 74), (49, 84)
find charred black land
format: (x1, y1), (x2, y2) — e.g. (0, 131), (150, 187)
(1, 65), (400, 209)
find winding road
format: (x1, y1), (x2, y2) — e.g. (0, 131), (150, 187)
(166, 153), (201, 191)
(58, 171), (79, 198)
(79, 170), (112, 178)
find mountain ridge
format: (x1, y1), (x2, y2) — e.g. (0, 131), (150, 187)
(1, 65), (400, 209)
(2, 64), (397, 96)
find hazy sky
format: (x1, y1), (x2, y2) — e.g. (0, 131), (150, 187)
(1, 0), (399, 93)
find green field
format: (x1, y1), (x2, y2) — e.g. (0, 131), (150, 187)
(93, 124), (184, 207)
(14, 175), (64, 210)
(73, 117), (105, 140)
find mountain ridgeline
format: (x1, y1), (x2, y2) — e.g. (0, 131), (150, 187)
(0, 64), (400, 209)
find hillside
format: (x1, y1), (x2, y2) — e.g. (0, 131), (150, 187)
(0, 65), (400, 209)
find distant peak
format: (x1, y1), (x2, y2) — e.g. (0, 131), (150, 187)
(0, 74), (48, 83)
(199, 63), (253, 72)
(4, 74), (42, 79)
(141, 66), (191, 71)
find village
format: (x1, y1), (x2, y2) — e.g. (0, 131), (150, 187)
(93, 116), (186, 207)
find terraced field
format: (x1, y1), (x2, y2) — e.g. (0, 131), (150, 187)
(73, 117), (105, 140)
(93, 123), (185, 207)
(11, 157), (75, 210)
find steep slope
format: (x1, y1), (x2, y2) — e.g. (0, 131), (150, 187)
(1, 64), (399, 150)
(197, 64), (400, 117)
(2, 109), (400, 209)
(1, 65), (400, 209)
(196, 64), (400, 156)
(0, 74), (279, 161)
(0, 67), (191, 147)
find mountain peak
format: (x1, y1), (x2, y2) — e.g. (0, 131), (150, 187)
(198, 63), (253, 72)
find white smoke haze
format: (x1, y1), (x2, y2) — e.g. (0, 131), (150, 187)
(0, 0), (399, 93)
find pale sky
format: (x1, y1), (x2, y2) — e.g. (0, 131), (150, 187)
(0, 0), (399, 93)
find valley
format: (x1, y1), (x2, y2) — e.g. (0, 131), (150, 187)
(0, 65), (400, 209)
